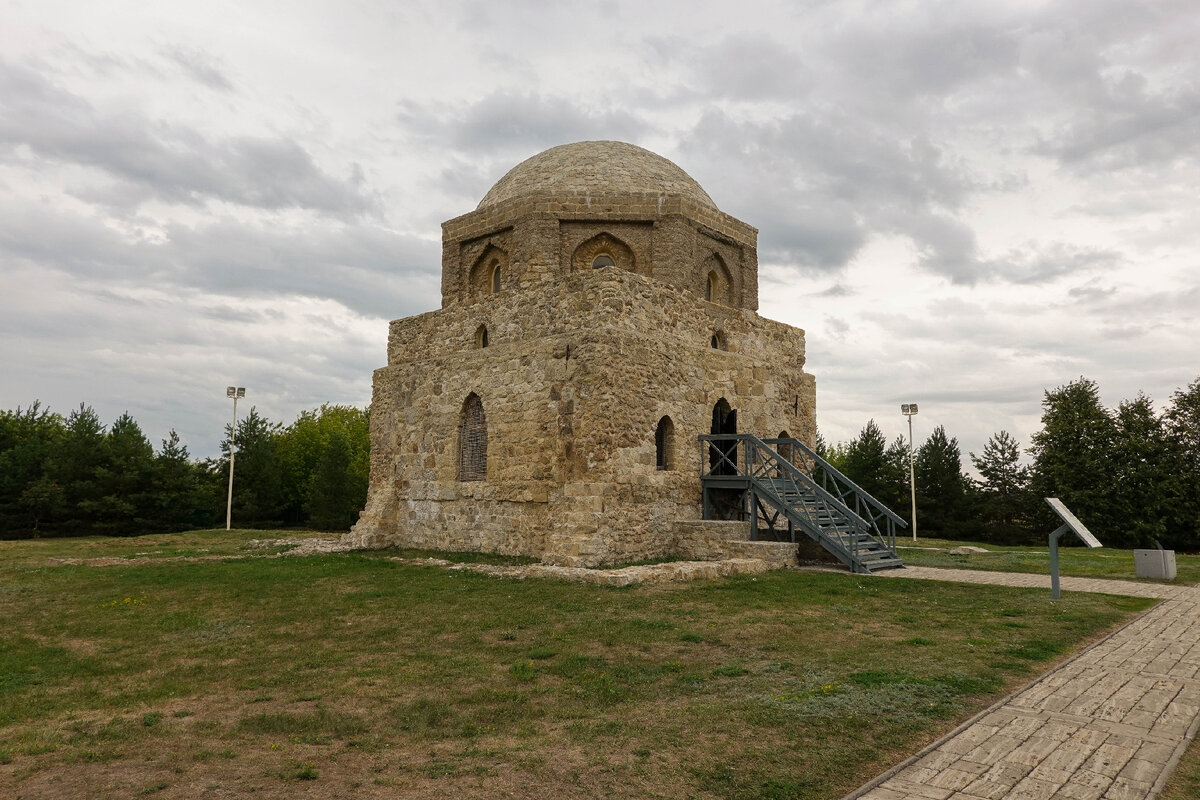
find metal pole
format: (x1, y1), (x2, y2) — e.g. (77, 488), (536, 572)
(908, 414), (917, 541)
(225, 394), (238, 531)
(1048, 524), (1069, 600)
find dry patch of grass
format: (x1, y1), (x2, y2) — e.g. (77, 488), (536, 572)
(0, 532), (1155, 799)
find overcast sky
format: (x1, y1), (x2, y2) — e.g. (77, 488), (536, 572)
(2, 0), (1197, 468)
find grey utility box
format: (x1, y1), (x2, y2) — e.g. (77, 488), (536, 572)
(1134, 549), (1177, 580)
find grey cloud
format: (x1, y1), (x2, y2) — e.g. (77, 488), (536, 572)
(992, 244), (1123, 285)
(153, 219), (441, 320)
(398, 92), (647, 157)
(814, 284), (854, 298)
(645, 34), (813, 102)
(824, 8), (1021, 102)
(162, 46), (235, 92)
(0, 59), (372, 216)
(0, 200), (440, 320)
(679, 108), (978, 277)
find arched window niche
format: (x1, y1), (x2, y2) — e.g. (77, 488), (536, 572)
(475, 324), (489, 349)
(655, 416), (675, 471)
(700, 254), (733, 305)
(468, 245), (508, 297)
(459, 393), (487, 481)
(572, 233), (636, 274)
(710, 330), (727, 350)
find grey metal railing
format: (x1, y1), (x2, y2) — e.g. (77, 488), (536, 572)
(699, 434), (899, 567)
(766, 436), (906, 554)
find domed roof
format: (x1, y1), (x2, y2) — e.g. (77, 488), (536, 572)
(478, 141), (717, 211)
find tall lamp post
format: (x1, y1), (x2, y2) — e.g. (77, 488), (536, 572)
(225, 386), (245, 530)
(901, 403), (919, 541)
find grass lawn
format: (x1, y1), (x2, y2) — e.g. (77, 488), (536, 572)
(0, 530), (1157, 799)
(897, 536), (1200, 584)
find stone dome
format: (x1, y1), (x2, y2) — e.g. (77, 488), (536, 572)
(478, 141), (717, 211)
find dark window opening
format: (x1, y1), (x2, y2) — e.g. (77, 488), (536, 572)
(709, 398), (737, 476)
(655, 416), (675, 471)
(475, 325), (489, 348)
(491, 262), (501, 293)
(592, 254), (615, 269)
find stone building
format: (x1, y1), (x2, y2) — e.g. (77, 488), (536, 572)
(349, 141), (820, 567)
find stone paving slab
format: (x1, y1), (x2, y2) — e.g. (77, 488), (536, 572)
(844, 568), (1200, 800)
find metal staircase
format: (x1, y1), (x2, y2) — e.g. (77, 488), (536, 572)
(700, 434), (906, 574)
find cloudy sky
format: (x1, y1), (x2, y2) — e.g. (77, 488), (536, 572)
(2, 0), (1197, 467)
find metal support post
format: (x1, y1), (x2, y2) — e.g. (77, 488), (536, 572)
(1048, 523), (1070, 600)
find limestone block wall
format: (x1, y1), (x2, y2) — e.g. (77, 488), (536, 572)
(439, 196), (758, 311)
(354, 266), (815, 567)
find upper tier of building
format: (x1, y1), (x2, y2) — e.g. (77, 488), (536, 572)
(438, 141), (759, 312)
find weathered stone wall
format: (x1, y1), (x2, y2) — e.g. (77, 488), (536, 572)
(354, 141), (813, 567)
(356, 267), (815, 566)
(440, 198), (758, 310)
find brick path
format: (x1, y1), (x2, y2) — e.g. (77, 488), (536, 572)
(843, 567), (1200, 800)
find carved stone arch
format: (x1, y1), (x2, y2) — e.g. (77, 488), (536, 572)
(572, 233), (637, 274)
(701, 253), (734, 305)
(468, 244), (509, 296)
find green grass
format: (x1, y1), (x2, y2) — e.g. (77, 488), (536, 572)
(898, 536), (1200, 584)
(0, 529), (1157, 798)
(1162, 736), (1200, 800)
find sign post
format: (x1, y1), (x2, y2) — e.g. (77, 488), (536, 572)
(1044, 497), (1102, 600)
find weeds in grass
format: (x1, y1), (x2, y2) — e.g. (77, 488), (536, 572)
(141, 711), (162, 727)
(292, 762), (319, 780)
(509, 661), (536, 681)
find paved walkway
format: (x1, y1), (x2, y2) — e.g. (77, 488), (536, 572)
(844, 567), (1200, 800)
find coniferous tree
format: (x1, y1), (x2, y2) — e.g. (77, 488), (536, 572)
(221, 408), (286, 528)
(153, 430), (199, 532)
(1029, 378), (1117, 542)
(86, 412), (157, 535)
(0, 403), (65, 537)
(45, 404), (108, 534)
(914, 425), (973, 538)
(1164, 378), (1200, 548)
(841, 420), (907, 513)
(1109, 395), (1171, 548)
(885, 435), (913, 524)
(970, 430), (1036, 543)
(304, 431), (361, 530)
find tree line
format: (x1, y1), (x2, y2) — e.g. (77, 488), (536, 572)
(3, 376), (1197, 548)
(819, 377), (1200, 550)
(0, 403), (369, 538)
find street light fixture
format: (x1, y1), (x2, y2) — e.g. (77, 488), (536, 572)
(901, 403), (919, 541)
(225, 386), (245, 531)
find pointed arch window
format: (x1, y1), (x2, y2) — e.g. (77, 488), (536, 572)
(459, 393), (487, 481)
(475, 324), (489, 348)
(491, 262), (501, 293)
(705, 274), (715, 302)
